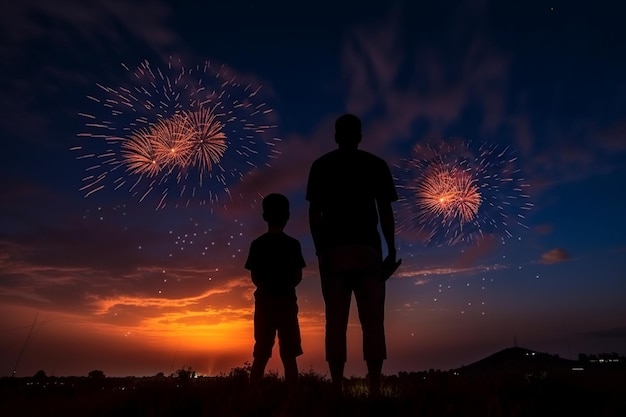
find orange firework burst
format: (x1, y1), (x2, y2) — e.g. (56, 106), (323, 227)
(449, 169), (481, 224)
(417, 165), (481, 225)
(396, 140), (532, 246)
(121, 113), (195, 177)
(73, 58), (281, 209)
(417, 165), (459, 218)
(151, 114), (195, 168)
(121, 127), (164, 177)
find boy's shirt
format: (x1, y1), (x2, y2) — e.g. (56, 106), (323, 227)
(245, 231), (306, 299)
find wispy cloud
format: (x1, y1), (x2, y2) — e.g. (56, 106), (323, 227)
(1, 0), (178, 59)
(0, 1), (182, 147)
(88, 276), (252, 315)
(540, 248), (570, 264)
(397, 262), (509, 284)
(580, 326), (626, 340)
(341, 2), (511, 156)
(339, 1), (626, 204)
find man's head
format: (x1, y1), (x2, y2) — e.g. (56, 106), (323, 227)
(262, 193), (290, 226)
(334, 113), (362, 149)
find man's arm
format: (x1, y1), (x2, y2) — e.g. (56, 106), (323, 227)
(377, 199), (396, 260)
(308, 201), (323, 256)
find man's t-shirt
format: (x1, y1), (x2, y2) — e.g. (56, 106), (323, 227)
(244, 232), (306, 299)
(306, 148), (398, 254)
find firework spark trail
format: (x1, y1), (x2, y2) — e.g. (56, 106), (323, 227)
(150, 114), (195, 169)
(122, 127), (165, 177)
(396, 140), (532, 246)
(452, 170), (481, 224)
(73, 58), (280, 210)
(416, 165), (462, 219)
(184, 107), (228, 182)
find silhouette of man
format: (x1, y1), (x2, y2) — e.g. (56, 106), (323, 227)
(306, 113), (398, 396)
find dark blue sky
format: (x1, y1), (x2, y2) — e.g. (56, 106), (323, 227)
(1, 0), (625, 377)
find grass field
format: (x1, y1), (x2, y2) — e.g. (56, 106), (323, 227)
(2, 366), (625, 417)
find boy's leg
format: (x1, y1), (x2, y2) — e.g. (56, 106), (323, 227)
(252, 301), (275, 385)
(250, 356), (269, 385)
(277, 300), (303, 388)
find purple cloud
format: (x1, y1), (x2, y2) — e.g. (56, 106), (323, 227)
(540, 248), (570, 264)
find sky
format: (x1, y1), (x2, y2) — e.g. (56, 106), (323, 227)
(1, 0), (626, 378)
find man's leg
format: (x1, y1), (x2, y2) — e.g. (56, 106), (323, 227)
(280, 355), (298, 387)
(320, 269), (352, 393)
(354, 270), (386, 396)
(328, 360), (345, 394)
(365, 359), (383, 396)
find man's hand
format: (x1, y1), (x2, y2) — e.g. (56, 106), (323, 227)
(382, 254), (401, 281)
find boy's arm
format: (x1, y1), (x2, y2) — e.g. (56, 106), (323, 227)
(292, 268), (302, 287)
(251, 270), (261, 287)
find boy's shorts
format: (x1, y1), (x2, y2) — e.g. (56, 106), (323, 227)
(253, 297), (303, 359)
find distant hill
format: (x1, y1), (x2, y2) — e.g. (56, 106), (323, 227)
(455, 346), (577, 376)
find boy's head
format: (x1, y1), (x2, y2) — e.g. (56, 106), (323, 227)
(262, 193), (290, 227)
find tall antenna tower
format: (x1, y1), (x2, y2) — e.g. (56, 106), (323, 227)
(12, 312), (39, 377)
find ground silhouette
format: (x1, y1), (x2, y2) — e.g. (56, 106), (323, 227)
(2, 347), (625, 417)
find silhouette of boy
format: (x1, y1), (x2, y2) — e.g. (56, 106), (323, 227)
(245, 193), (306, 387)
(306, 113), (398, 396)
